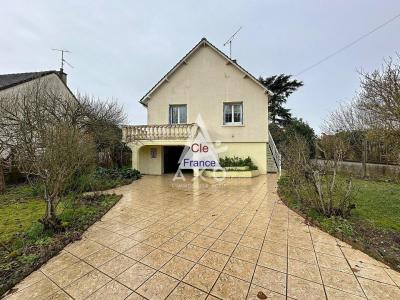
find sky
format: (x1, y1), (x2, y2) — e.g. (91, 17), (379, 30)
(1, 1), (400, 134)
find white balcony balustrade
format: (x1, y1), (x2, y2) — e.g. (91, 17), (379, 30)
(122, 123), (198, 142)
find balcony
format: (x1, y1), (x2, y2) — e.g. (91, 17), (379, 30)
(122, 123), (198, 142)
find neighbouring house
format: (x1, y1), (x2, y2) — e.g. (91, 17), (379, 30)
(122, 38), (281, 175)
(0, 69), (75, 182)
(0, 69), (71, 97)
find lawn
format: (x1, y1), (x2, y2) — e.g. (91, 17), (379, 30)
(351, 178), (400, 231)
(0, 169), (140, 296)
(278, 175), (400, 271)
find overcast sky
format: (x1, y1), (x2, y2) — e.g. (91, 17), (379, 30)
(1, 1), (400, 133)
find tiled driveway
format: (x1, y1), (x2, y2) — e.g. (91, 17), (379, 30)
(5, 175), (400, 300)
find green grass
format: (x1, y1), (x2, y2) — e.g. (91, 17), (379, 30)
(351, 178), (400, 231)
(278, 175), (400, 270)
(0, 176), (132, 296)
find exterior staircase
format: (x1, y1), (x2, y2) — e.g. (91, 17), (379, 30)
(267, 131), (281, 174)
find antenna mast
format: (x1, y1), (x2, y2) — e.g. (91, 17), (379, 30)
(52, 48), (73, 72)
(223, 26), (242, 59)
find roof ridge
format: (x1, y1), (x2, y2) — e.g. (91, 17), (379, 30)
(0, 70), (57, 76)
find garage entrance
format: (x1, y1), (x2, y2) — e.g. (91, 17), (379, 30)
(163, 146), (192, 174)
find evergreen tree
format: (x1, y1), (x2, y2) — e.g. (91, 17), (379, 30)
(259, 74), (303, 125)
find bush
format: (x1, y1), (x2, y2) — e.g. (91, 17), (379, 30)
(281, 134), (355, 218)
(219, 156), (258, 170)
(67, 167), (141, 193)
(95, 167), (141, 180)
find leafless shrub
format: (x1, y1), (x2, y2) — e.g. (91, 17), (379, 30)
(0, 79), (110, 230)
(282, 134), (355, 217)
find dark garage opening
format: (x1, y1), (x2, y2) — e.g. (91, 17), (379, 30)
(163, 146), (192, 174)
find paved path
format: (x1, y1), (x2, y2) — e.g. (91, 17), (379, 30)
(5, 175), (400, 299)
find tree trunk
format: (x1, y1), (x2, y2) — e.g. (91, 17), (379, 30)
(0, 159), (5, 194)
(362, 140), (367, 178)
(42, 196), (62, 231)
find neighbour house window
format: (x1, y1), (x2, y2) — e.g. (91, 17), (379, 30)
(223, 102), (243, 125)
(169, 105), (187, 124)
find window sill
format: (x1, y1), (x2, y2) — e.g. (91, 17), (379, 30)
(221, 124), (245, 127)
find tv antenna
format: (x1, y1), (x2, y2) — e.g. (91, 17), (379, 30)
(52, 48), (73, 72)
(223, 26), (242, 58)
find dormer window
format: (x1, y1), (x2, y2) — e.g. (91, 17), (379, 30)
(223, 102), (243, 125)
(169, 104), (187, 124)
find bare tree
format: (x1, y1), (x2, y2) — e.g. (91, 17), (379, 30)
(0, 79), (96, 230)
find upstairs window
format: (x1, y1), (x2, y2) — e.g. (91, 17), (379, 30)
(223, 102), (243, 125)
(169, 104), (187, 124)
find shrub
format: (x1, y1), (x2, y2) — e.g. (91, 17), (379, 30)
(95, 167), (141, 180)
(281, 134), (355, 218)
(219, 156), (258, 170)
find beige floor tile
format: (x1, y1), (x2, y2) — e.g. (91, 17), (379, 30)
(202, 227), (223, 238)
(351, 263), (396, 285)
(199, 250), (230, 271)
(210, 240), (236, 256)
(86, 280), (132, 299)
(191, 235), (216, 248)
(159, 238), (188, 254)
(183, 264), (220, 292)
(4, 278), (60, 300)
(47, 290), (73, 300)
(288, 247), (317, 265)
(325, 286), (366, 299)
(219, 231), (242, 243)
(358, 277), (400, 300)
(258, 251), (287, 273)
(262, 240), (287, 257)
(84, 247), (119, 268)
(232, 245), (260, 263)
(11, 270), (46, 292)
(141, 248), (174, 269)
(50, 260), (94, 287)
(247, 284), (286, 299)
(108, 237), (139, 253)
(130, 230), (155, 242)
(252, 265), (286, 295)
(288, 237), (314, 251)
(239, 235), (263, 250)
(124, 243), (156, 260)
(161, 256), (195, 280)
(174, 230), (198, 243)
(125, 292), (146, 299)
(313, 242), (343, 257)
(211, 273), (250, 299)
(223, 257), (255, 282)
(320, 267), (364, 297)
(64, 270), (111, 300)
(143, 233), (171, 248)
(167, 282), (207, 299)
(41, 251), (79, 276)
(385, 268), (400, 286)
(116, 262), (156, 290)
(98, 255), (136, 278)
(137, 272), (178, 300)
(287, 275), (325, 300)
(288, 259), (322, 283)
(65, 239), (104, 259)
(178, 244), (207, 262)
(316, 252), (352, 274)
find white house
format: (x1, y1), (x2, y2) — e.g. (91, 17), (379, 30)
(122, 38), (280, 175)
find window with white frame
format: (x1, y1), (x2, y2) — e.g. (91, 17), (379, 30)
(169, 104), (187, 124)
(223, 102), (243, 125)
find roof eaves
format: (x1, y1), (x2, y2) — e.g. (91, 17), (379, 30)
(139, 38), (273, 106)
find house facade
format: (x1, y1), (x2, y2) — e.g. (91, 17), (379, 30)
(123, 38), (280, 175)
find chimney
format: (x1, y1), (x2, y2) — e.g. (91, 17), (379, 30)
(59, 68), (67, 84)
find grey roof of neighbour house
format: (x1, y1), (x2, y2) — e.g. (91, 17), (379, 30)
(0, 70), (59, 91)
